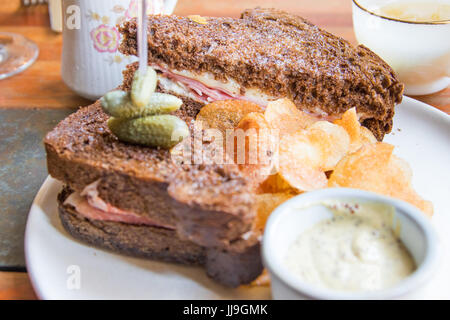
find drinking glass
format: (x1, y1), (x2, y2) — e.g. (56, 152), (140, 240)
(0, 32), (39, 80)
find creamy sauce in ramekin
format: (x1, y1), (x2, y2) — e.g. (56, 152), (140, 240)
(284, 201), (416, 292)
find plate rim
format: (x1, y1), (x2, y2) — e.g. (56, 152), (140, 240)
(401, 96), (450, 122)
(24, 175), (55, 300)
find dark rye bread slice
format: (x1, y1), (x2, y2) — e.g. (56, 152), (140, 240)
(45, 93), (259, 247)
(46, 97), (264, 286)
(58, 187), (205, 265)
(119, 8), (404, 140)
(168, 164), (257, 249)
(58, 187), (263, 287)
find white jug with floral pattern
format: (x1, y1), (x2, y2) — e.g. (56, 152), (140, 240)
(61, 0), (177, 100)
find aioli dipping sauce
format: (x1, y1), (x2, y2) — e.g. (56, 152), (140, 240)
(284, 201), (416, 292)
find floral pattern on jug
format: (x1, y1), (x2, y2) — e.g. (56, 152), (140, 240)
(90, 24), (121, 53)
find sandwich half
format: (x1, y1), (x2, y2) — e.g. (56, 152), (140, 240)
(46, 97), (263, 287)
(119, 8), (404, 141)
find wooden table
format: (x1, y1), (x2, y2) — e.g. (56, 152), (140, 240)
(0, 0), (448, 300)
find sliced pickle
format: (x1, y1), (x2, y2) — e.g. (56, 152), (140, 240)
(108, 115), (189, 149)
(131, 68), (157, 107)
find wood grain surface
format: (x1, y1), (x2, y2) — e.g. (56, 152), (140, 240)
(0, 272), (37, 300)
(0, 0), (448, 300)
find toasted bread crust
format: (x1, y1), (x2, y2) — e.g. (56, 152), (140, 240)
(44, 97), (257, 248)
(45, 101), (180, 227)
(58, 187), (206, 265)
(58, 187), (263, 287)
(119, 8), (403, 140)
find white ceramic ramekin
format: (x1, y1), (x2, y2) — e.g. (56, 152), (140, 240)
(262, 188), (440, 300)
(352, 0), (450, 95)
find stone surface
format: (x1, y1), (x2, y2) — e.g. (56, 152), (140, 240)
(0, 108), (75, 268)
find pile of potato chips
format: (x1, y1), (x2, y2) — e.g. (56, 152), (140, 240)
(195, 98), (433, 223)
(195, 98), (433, 287)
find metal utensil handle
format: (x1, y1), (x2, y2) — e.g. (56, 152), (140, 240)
(138, 0), (148, 74)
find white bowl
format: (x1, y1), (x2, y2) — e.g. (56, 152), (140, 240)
(262, 188), (440, 300)
(352, 0), (450, 95)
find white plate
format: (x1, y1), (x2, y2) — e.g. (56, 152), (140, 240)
(25, 96), (450, 300)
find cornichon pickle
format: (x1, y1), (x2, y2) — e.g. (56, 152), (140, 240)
(148, 93), (183, 114)
(102, 91), (182, 118)
(131, 68), (157, 107)
(100, 90), (129, 114)
(108, 115), (189, 149)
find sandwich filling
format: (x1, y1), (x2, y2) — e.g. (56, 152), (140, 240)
(64, 180), (175, 229)
(153, 64), (337, 120)
(153, 64), (279, 107)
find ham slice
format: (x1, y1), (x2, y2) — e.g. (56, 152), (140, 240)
(153, 64), (268, 106)
(152, 65), (335, 121)
(64, 181), (175, 229)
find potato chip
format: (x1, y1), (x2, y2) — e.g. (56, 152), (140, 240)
(386, 156), (433, 216)
(275, 119), (349, 192)
(329, 142), (392, 185)
(264, 98), (317, 134)
(360, 126), (377, 145)
(233, 112), (273, 164)
(277, 121), (349, 192)
(329, 143), (433, 216)
(233, 112), (278, 186)
(279, 162), (328, 192)
(278, 132), (328, 191)
(257, 173), (297, 194)
(196, 100), (262, 135)
(334, 108), (361, 152)
(306, 121), (350, 171)
(234, 99), (343, 192)
(254, 192), (295, 231)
